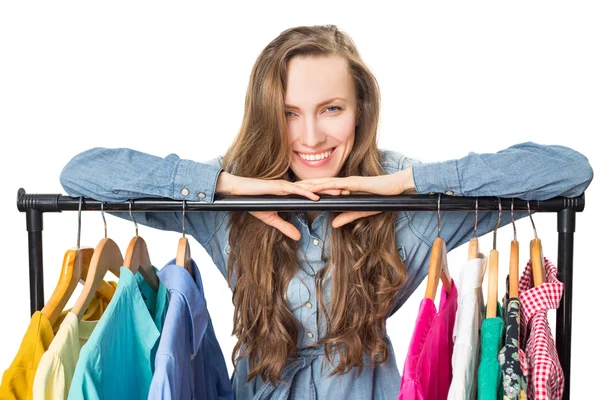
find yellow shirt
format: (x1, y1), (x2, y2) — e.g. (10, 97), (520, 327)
(0, 312), (54, 400)
(0, 284), (115, 400)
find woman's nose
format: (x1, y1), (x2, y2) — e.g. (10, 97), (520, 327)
(299, 117), (327, 147)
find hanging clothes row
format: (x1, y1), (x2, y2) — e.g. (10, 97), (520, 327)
(398, 201), (565, 400)
(0, 201), (233, 400)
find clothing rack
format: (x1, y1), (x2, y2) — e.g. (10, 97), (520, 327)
(16, 188), (585, 399)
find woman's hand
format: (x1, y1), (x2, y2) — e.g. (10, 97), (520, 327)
(217, 172), (323, 241)
(297, 168), (416, 228)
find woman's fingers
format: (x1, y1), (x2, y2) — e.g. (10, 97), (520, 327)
(250, 211), (301, 241)
(332, 211), (382, 228)
(277, 180), (320, 201)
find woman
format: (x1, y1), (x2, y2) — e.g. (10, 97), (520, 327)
(60, 25), (593, 399)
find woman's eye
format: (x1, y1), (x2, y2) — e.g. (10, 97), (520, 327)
(285, 111), (295, 117)
(325, 106), (341, 113)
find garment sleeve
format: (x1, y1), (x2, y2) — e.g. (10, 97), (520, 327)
(60, 147), (231, 262)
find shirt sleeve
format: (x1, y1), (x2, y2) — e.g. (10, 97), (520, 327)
(60, 147), (231, 276)
(411, 141), (593, 200)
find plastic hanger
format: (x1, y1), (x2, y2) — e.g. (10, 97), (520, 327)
(527, 201), (545, 287)
(424, 194), (453, 300)
(123, 200), (160, 291)
(468, 198), (482, 260)
(71, 202), (123, 320)
(176, 200), (193, 275)
(486, 199), (502, 319)
(41, 197), (94, 326)
(508, 200), (519, 298)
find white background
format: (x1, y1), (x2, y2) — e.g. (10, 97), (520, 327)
(1, 1), (598, 397)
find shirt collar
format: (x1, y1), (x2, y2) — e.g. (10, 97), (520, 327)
(158, 259), (209, 355)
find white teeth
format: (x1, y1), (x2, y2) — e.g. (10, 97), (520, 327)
(299, 149), (332, 161)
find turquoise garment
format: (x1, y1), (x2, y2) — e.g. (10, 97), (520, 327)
(67, 267), (168, 400)
(60, 143), (593, 399)
(478, 304), (504, 400)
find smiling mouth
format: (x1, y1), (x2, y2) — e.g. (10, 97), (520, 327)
(295, 147), (336, 162)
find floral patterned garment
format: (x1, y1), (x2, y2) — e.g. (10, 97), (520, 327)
(499, 297), (527, 399)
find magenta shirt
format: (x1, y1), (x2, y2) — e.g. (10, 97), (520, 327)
(398, 282), (458, 400)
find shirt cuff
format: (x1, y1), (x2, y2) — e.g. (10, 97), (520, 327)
(412, 160), (463, 196)
(172, 159), (223, 203)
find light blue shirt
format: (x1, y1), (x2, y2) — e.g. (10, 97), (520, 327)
(68, 267), (168, 400)
(61, 143), (593, 399)
(149, 259), (233, 400)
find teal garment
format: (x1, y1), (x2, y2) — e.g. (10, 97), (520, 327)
(67, 267), (168, 400)
(477, 303), (504, 400)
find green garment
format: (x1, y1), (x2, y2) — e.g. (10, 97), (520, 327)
(478, 303), (504, 400)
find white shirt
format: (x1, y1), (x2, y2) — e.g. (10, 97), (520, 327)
(448, 257), (487, 400)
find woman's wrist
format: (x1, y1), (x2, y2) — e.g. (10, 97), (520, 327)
(395, 167), (417, 194)
(216, 171), (235, 195)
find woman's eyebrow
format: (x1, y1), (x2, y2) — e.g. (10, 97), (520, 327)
(285, 97), (347, 110)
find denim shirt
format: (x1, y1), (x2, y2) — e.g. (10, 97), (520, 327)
(60, 142), (592, 400)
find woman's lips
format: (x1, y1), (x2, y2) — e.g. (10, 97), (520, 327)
(295, 147), (336, 168)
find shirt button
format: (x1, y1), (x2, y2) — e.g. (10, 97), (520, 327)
(181, 188), (190, 196)
(445, 190), (454, 196)
(312, 238), (319, 246)
(307, 332), (314, 339)
(306, 301), (313, 308)
(198, 192), (206, 199)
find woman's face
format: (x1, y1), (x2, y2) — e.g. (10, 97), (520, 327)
(285, 56), (358, 181)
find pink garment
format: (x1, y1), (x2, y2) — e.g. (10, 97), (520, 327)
(398, 282), (458, 400)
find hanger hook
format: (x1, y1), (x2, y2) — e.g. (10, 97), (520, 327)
(77, 197), (83, 249)
(182, 200), (187, 238)
(473, 197), (479, 239)
(511, 198), (517, 241)
(493, 198), (502, 250)
(101, 202), (107, 238)
(129, 200), (138, 237)
(526, 201), (538, 240)
(437, 193), (441, 238)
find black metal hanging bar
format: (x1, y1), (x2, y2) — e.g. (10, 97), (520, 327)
(17, 190), (585, 213)
(16, 188), (585, 399)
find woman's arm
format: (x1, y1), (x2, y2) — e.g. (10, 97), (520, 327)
(404, 141), (593, 251)
(60, 147), (232, 278)
(389, 141), (593, 310)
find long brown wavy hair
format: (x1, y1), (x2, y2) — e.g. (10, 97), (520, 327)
(221, 24), (407, 385)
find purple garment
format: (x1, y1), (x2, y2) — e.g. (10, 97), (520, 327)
(149, 259), (233, 400)
(399, 282), (458, 400)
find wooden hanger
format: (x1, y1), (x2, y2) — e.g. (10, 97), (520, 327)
(424, 195), (453, 300)
(71, 203), (123, 320)
(71, 238), (123, 320)
(176, 200), (193, 274)
(41, 198), (115, 325)
(41, 247), (94, 326)
(528, 201), (546, 287)
(123, 201), (161, 291)
(508, 200), (519, 298)
(425, 237), (453, 300)
(486, 200), (502, 319)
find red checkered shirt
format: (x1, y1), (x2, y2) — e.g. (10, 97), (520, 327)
(518, 257), (565, 399)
